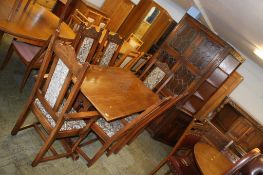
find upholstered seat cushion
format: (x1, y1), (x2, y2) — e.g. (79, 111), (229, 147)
(34, 99), (86, 131)
(13, 41), (41, 63)
(96, 118), (124, 137)
(124, 113), (140, 123)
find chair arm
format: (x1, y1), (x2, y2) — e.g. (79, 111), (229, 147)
(65, 111), (100, 120)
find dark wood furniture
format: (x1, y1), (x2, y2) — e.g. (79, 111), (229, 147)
(0, 0), (75, 43)
(10, 31), (100, 167)
(147, 14), (245, 146)
(77, 95), (188, 167)
(80, 65), (160, 121)
(211, 97), (263, 153)
(224, 148), (261, 175)
(194, 142), (233, 175)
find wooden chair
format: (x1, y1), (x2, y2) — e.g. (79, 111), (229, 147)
(76, 93), (188, 167)
(68, 9), (91, 32)
(114, 51), (144, 70)
(8, 0), (37, 21)
(126, 33), (144, 50)
(0, 36), (50, 91)
(73, 24), (102, 64)
(139, 58), (174, 92)
(149, 119), (242, 174)
(224, 148), (261, 175)
(1, 0), (72, 91)
(131, 53), (152, 74)
(93, 31), (124, 66)
(84, 9), (110, 29)
(10, 30), (101, 167)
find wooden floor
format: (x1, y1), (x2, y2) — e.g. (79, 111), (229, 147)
(0, 35), (171, 175)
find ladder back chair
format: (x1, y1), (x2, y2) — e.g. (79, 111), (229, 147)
(73, 24), (102, 64)
(76, 95), (188, 167)
(131, 53), (152, 74)
(8, 0), (37, 21)
(83, 9), (110, 29)
(139, 58), (174, 93)
(10, 30), (101, 167)
(114, 51), (144, 70)
(0, 36), (50, 91)
(109, 92), (189, 156)
(1, 0), (73, 91)
(68, 9), (91, 32)
(126, 33), (144, 50)
(93, 31), (124, 66)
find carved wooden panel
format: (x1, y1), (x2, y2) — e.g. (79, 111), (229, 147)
(165, 65), (196, 95)
(186, 36), (224, 70)
(169, 23), (198, 54)
(157, 50), (177, 69)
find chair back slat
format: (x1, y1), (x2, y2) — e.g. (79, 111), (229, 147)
(74, 25), (102, 64)
(115, 51), (143, 70)
(94, 31), (123, 66)
(140, 59), (173, 91)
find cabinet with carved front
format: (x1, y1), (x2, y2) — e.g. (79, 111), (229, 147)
(147, 14), (245, 146)
(211, 98), (263, 152)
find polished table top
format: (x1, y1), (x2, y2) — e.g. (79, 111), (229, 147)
(194, 143), (233, 175)
(0, 0), (75, 42)
(80, 65), (159, 121)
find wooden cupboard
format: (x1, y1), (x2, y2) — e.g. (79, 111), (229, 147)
(211, 98), (263, 152)
(147, 14), (245, 146)
(118, 0), (174, 52)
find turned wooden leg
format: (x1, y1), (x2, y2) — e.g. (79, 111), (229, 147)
(19, 67), (32, 92)
(0, 43), (14, 71)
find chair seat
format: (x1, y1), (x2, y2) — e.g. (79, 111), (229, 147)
(13, 40), (41, 63)
(34, 99), (86, 131)
(124, 113), (139, 123)
(96, 118), (124, 137)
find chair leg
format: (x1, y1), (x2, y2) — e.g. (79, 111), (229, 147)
(148, 158), (169, 175)
(11, 103), (31, 135)
(0, 43), (14, 71)
(19, 67), (32, 92)
(31, 128), (60, 167)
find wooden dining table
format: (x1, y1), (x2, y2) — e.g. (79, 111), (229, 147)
(80, 65), (159, 121)
(194, 142), (233, 175)
(0, 0), (75, 43)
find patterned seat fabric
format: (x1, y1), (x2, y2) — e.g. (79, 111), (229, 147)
(76, 37), (95, 64)
(96, 118), (124, 137)
(99, 42), (118, 66)
(124, 113), (140, 123)
(34, 59), (86, 131)
(119, 56), (133, 68)
(143, 67), (166, 89)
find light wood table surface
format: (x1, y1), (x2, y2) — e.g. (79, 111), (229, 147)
(0, 0), (75, 42)
(194, 142), (233, 175)
(80, 65), (159, 121)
